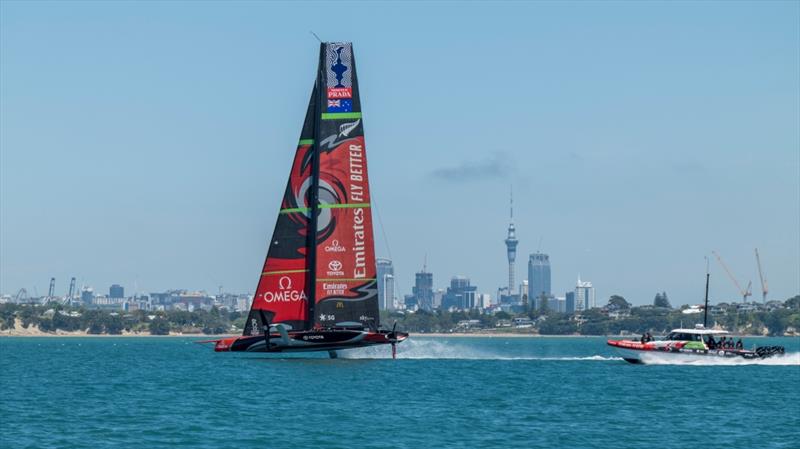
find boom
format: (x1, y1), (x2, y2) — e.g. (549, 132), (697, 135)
(712, 251), (752, 303)
(754, 248), (768, 303)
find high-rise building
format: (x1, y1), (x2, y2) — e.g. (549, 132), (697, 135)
(413, 269), (434, 311)
(575, 278), (596, 311)
(81, 287), (94, 304)
(557, 296), (566, 313)
(376, 258), (395, 310)
(403, 294), (416, 310)
(433, 288), (444, 309)
(109, 284), (124, 299)
(504, 190), (518, 294)
(549, 296), (566, 313)
(442, 276), (478, 310)
(528, 252), (551, 300)
(565, 291), (576, 313)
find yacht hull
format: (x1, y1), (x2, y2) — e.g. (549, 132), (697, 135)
(207, 329), (408, 354)
(606, 339), (781, 364)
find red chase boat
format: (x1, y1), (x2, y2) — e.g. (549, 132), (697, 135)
(608, 325), (784, 364)
(203, 42), (407, 358)
(607, 327), (784, 364)
(607, 267), (783, 364)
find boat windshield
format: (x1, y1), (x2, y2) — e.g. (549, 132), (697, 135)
(666, 332), (702, 341)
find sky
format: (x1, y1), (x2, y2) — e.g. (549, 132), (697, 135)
(1, 1), (798, 306)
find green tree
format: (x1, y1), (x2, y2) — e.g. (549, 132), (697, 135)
(538, 292), (549, 315)
(0, 304), (16, 330)
(105, 315), (124, 334)
(538, 314), (577, 335)
(607, 295), (630, 310)
(149, 317), (171, 335)
(495, 311), (512, 321)
(580, 320), (608, 335)
(654, 292), (672, 309)
(763, 310), (790, 336)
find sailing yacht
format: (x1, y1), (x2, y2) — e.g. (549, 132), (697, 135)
(206, 42), (407, 358)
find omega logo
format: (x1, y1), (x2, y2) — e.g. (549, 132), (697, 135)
(324, 239), (346, 253)
(263, 275), (306, 303)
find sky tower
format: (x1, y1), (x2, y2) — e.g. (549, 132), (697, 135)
(505, 188), (518, 294)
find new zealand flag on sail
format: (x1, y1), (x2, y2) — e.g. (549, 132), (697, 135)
(327, 98), (353, 113)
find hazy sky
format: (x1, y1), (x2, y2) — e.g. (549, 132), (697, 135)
(2, 1), (798, 306)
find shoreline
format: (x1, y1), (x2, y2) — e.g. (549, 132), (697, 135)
(2, 319), (794, 339)
(1, 331), (792, 338)
(0, 331), (222, 338)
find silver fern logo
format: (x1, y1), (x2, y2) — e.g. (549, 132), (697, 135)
(319, 119), (361, 150)
(339, 119), (360, 137)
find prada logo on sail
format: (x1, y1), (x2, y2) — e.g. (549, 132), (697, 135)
(263, 276), (307, 303)
(327, 87), (352, 99)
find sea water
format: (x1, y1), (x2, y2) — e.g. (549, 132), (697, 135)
(1, 336), (798, 449)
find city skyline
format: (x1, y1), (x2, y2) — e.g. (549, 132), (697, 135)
(2, 207), (789, 308)
(2, 2), (798, 306)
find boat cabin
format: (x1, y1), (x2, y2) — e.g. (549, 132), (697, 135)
(665, 328), (728, 344)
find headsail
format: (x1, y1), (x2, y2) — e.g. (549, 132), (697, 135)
(311, 42), (379, 329)
(244, 42), (378, 336)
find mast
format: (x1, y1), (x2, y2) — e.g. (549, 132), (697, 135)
(306, 43), (325, 329)
(703, 257), (710, 328)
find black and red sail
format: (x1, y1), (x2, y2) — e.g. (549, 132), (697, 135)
(244, 42), (378, 336)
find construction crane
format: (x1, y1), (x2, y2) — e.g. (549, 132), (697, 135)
(712, 251), (752, 303)
(67, 277), (76, 303)
(15, 288), (28, 303)
(47, 277), (56, 303)
(755, 248), (768, 303)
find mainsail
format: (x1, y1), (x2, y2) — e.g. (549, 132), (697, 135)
(244, 42), (378, 336)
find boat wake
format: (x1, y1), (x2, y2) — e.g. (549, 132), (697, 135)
(638, 352), (800, 366)
(340, 339), (621, 361)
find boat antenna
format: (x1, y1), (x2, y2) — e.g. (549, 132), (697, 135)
(704, 256), (710, 328)
(310, 31), (322, 43)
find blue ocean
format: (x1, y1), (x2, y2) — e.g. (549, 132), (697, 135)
(1, 336), (798, 449)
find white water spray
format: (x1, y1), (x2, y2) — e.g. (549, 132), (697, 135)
(340, 338), (622, 361)
(638, 351), (800, 366)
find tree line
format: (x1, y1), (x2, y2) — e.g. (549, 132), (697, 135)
(0, 304), (245, 335)
(1, 294), (798, 336)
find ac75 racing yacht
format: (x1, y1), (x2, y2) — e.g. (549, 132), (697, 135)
(201, 41), (408, 358)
